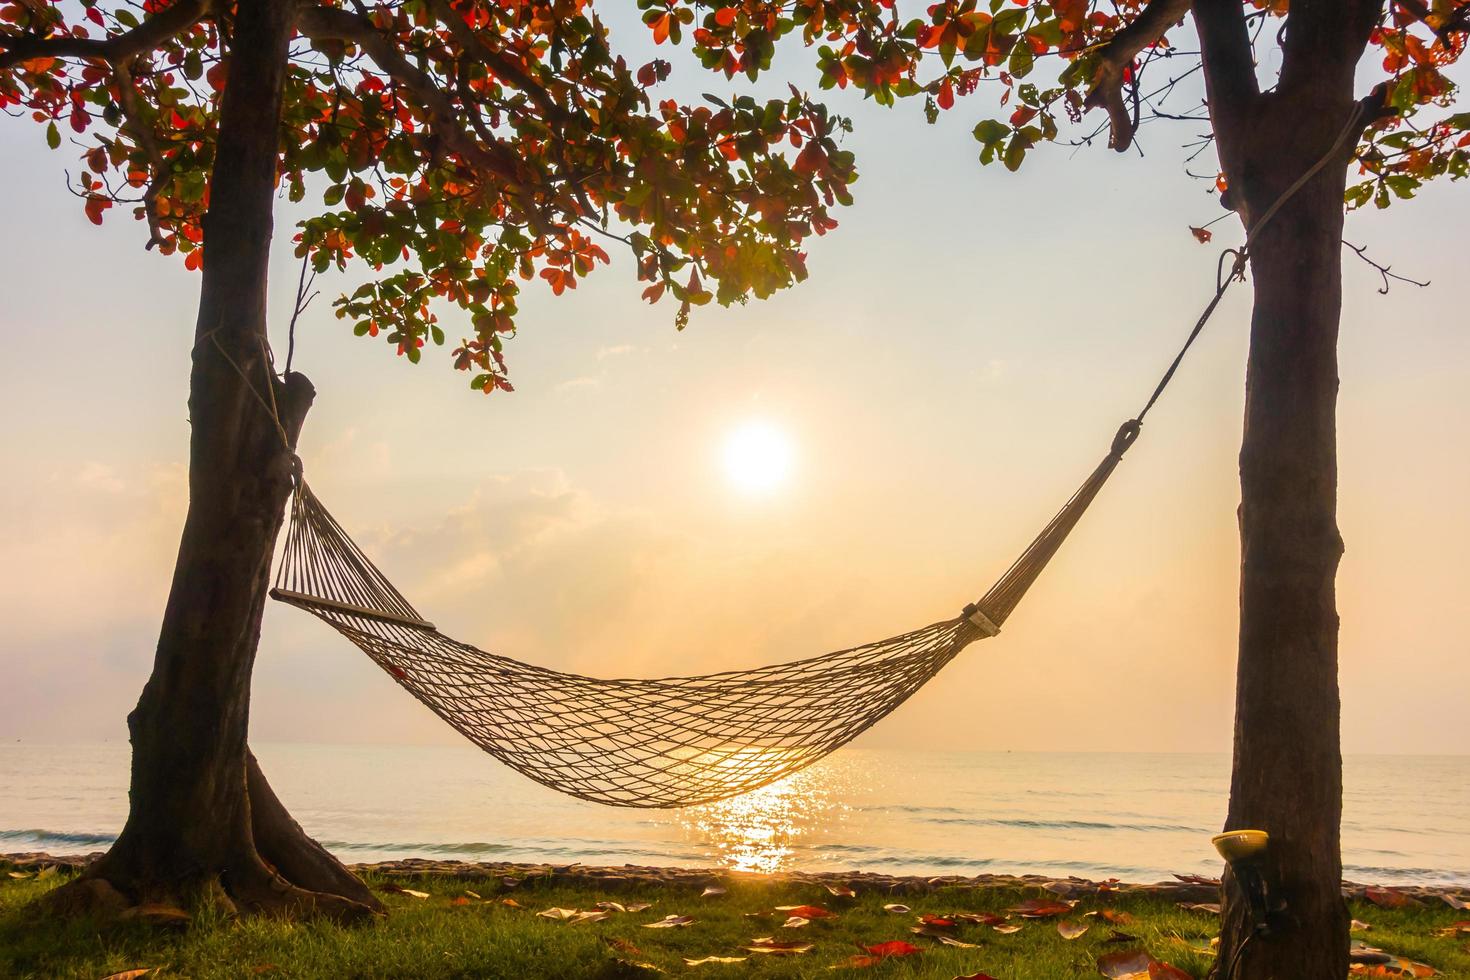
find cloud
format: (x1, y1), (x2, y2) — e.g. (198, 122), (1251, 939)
(596, 344), (637, 359)
(554, 376), (600, 393)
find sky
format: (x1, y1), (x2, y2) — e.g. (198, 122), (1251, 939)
(1, 11), (1467, 757)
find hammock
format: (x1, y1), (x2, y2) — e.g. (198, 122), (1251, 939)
(270, 421), (1139, 807)
(269, 252), (1246, 808)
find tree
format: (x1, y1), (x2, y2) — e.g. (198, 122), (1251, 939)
(1, 0), (855, 917)
(644, 0), (1467, 975)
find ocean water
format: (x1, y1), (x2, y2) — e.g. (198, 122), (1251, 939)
(1, 742), (1466, 886)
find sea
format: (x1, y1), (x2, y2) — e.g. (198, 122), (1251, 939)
(2, 743), (1466, 886)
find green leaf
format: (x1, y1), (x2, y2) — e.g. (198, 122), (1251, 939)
(45, 121), (59, 150)
(973, 119), (1009, 146)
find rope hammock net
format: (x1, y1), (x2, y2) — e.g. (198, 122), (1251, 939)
(271, 423), (1136, 808)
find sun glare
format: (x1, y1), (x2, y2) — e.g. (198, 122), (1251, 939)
(722, 421), (794, 496)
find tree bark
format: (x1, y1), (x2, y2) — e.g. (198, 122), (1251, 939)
(47, 0), (380, 919)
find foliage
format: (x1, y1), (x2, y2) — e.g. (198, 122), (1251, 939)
(6, 866), (1470, 979)
(0, 0), (856, 392)
(3, 0), (1468, 394)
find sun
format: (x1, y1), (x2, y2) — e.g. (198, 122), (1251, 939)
(722, 421), (794, 496)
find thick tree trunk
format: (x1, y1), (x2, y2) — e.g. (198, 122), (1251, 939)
(48, 0), (380, 919)
(1211, 94), (1356, 979)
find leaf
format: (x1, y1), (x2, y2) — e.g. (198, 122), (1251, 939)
(1149, 964), (1194, 980)
(930, 934), (980, 948)
(1365, 888), (1423, 909)
(954, 974), (1001, 980)
(1104, 930), (1141, 944)
(1441, 895), (1470, 910)
(825, 883), (857, 898)
(701, 885), (727, 898)
(642, 914), (695, 928)
(863, 940), (922, 958)
(953, 912), (1006, 926)
(625, 903), (654, 913)
(882, 903), (912, 914)
(741, 937), (813, 955)
(501, 898), (525, 909)
(775, 904), (834, 919)
(993, 924), (1022, 934)
(100, 972), (152, 980)
(1097, 949), (1156, 979)
(1058, 920), (1090, 940)
(596, 901), (628, 913)
(46, 121), (60, 149)
(781, 916), (810, 929)
(119, 905), (191, 927)
(1173, 874), (1221, 887)
(463, 890), (481, 899)
(6, 871), (33, 879)
(1009, 898), (1074, 918)
(919, 914), (955, 928)
(537, 907), (581, 921)
(1099, 909), (1136, 925)
(1351, 919), (1374, 931)
(1189, 226), (1213, 244)
(571, 910), (612, 924)
(1177, 903), (1221, 915)
(684, 956), (747, 966)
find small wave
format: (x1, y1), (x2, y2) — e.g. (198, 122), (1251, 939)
(0, 829), (117, 849)
(921, 816), (1211, 834)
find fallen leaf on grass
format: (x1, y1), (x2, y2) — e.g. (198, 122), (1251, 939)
(882, 903), (911, 914)
(825, 883), (857, 898)
(1349, 961), (1438, 978)
(918, 914), (955, 928)
(1010, 898), (1075, 918)
(1441, 895), (1470, 911)
(119, 905), (191, 927)
(1432, 921), (1470, 937)
(1058, 920), (1090, 940)
(1149, 964), (1194, 979)
(1352, 919), (1374, 931)
(684, 956), (747, 966)
(572, 910), (612, 924)
(701, 886), (727, 898)
(1097, 949), (1155, 979)
(500, 898), (524, 909)
(1365, 888), (1423, 910)
(36, 866), (57, 879)
(380, 884), (430, 899)
(642, 914), (695, 928)
(624, 902), (654, 913)
(1177, 903), (1220, 915)
(1173, 874), (1221, 887)
(100, 972), (152, 980)
(451, 897), (472, 907)
(1099, 909), (1136, 925)
(993, 924), (1022, 935)
(742, 937), (813, 955)
(928, 933), (980, 948)
(953, 912), (1006, 926)
(606, 937), (646, 956)
(463, 889), (481, 899)
(776, 904), (835, 919)
(781, 916), (810, 929)
(5, 871), (32, 879)
(863, 940), (923, 958)
(953, 974), (1000, 980)
(537, 907), (581, 921)
(1103, 930), (1141, 944)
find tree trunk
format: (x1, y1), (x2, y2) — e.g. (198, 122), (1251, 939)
(1212, 92), (1356, 978)
(48, 0), (380, 919)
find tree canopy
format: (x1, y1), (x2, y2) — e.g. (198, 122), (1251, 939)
(1, 0), (857, 394)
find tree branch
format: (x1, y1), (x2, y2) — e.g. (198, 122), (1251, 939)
(1343, 239), (1430, 294)
(0, 0), (211, 70)
(1191, 0), (1260, 152)
(295, 4), (526, 193)
(1083, 0), (1190, 152)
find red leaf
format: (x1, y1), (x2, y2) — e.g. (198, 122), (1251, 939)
(714, 6), (737, 27)
(862, 940), (921, 958)
(937, 79), (954, 110)
(1149, 963), (1194, 980)
(1189, 226), (1213, 244)
(775, 905), (834, 919)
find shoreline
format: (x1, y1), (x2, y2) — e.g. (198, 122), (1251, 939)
(7, 852), (1468, 905)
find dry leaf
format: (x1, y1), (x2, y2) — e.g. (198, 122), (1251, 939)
(501, 897), (524, 909)
(463, 889), (481, 899)
(742, 937), (812, 955)
(1058, 920), (1090, 940)
(701, 886), (727, 898)
(775, 904), (834, 919)
(1365, 888), (1422, 910)
(624, 902), (653, 913)
(882, 903), (911, 914)
(953, 912), (1006, 926)
(781, 916), (810, 929)
(571, 910), (611, 924)
(1352, 919), (1374, 931)
(919, 914), (955, 928)
(953, 974), (1000, 980)
(931, 934), (980, 948)
(537, 907), (581, 921)
(1148, 963), (1194, 980)
(1173, 874), (1221, 887)
(100, 972), (152, 980)
(1009, 898), (1075, 918)
(863, 940), (922, 959)
(605, 937), (645, 956)
(1097, 948), (1156, 979)
(825, 883), (857, 898)
(1177, 903), (1221, 915)
(993, 924), (1022, 935)
(1440, 895), (1470, 911)
(1100, 909), (1136, 925)
(642, 914), (695, 928)
(684, 956), (747, 966)
(1104, 930), (1141, 944)
(1189, 226), (1214, 244)
(6, 872), (33, 880)
(1432, 921), (1470, 937)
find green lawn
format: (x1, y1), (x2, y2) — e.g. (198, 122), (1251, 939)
(2, 866), (1467, 978)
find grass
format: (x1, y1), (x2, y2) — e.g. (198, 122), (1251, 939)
(2, 866), (1468, 979)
